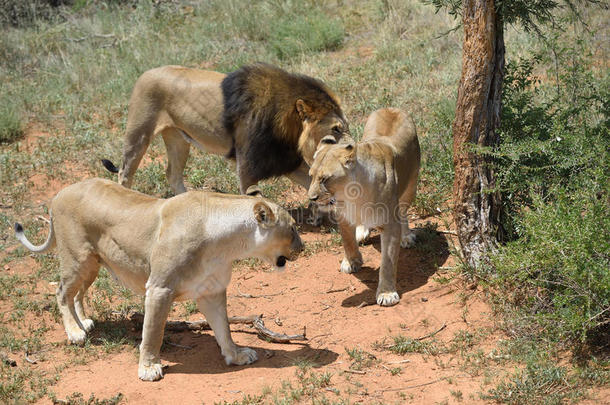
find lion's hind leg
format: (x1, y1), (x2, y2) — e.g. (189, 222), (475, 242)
(197, 291), (258, 366)
(56, 252), (98, 345)
(73, 262), (99, 333)
(119, 108), (158, 189)
(161, 128), (191, 195)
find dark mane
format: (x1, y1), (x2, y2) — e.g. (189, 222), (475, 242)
(221, 63), (342, 181)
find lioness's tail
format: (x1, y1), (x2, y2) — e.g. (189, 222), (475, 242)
(14, 215), (55, 253)
(101, 159), (119, 174)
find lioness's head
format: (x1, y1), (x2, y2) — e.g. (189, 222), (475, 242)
(250, 196), (303, 271)
(307, 142), (357, 207)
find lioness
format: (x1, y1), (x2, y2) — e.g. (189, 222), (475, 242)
(15, 178), (303, 381)
(308, 108), (420, 306)
(106, 63), (349, 195)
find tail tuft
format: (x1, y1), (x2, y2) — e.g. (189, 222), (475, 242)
(101, 159), (119, 173)
(14, 223), (23, 233)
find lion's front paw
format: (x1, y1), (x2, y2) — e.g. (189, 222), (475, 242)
(400, 232), (417, 249)
(138, 362), (164, 381)
(225, 347), (258, 366)
(355, 225), (370, 244)
(376, 291), (400, 306)
(340, 257), (362, 274)
(81, 319), (95, 332)
(66, 327), (87, 345)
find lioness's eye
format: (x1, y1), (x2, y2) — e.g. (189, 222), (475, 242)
(332, 126), (341, 134)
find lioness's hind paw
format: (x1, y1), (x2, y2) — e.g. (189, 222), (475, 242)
(138, 363), (164, 381)
(81, 319), (94, 332)
(227, 347), (258, 366)
(376, 292), (400, 307)
(340, 257), (362, 274)
(67, 328), (87, 346)
(401, 233), (417, 249)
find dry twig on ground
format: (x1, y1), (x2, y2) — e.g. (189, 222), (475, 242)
(129, 312), (307, 344)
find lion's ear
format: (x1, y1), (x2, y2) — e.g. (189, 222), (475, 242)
(246, 185), (263, 197)
(296, 99), (313, 120)
(253, 202), (276, 227)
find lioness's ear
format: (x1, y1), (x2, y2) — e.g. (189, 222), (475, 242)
(253, 202), (276, 227)
(296, 99), (313, 120)
(246, 185), (263, 197)
(341, 143), (356, 169)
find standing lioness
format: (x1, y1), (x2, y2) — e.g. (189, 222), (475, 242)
(109, 63), (350, 195)
(308, 108), (421, 306)
(15, 178), (303, 381)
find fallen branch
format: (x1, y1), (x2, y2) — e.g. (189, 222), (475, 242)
(164, 341), (193, 350)
(235, 286), (283, 299)
(343, 369), (366, 375)
(387, 359), (411, 365)
(415, 323), (447, 341)
(381, 323), (447, 349)
(437, 230), (458, 236)
(129, 312), (307, 344)
(326, 286), (350, 294)
(376, 379), (441, 393)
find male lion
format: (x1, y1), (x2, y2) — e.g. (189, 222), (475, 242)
(307, 108), (421, 306)
(15, 178), (303, 381)
(106, 63), (349, 195)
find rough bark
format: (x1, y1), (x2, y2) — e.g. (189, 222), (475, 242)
(452, 0), (504, 269)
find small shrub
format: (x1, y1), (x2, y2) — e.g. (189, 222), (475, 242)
(482, 362), (583, 405)
(0, 106), (23, 144)
(269, 11), (344, 59)
(490, 189), (610, 347)
(0, 0), (72, 27)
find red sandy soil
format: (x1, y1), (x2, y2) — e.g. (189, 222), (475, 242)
(2, 155), (604, 405)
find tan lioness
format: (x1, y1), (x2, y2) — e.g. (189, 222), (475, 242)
(106, 63), (350, 195)
(307, 108), (420, 306)
(15, 178), (303, 381)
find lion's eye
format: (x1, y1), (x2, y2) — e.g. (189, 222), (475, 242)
(332, 126), (342, 134)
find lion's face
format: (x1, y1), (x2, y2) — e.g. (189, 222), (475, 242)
(307, 142), (356, 207)
(252, 201), (303, 271)
(298, 106), (351, 166)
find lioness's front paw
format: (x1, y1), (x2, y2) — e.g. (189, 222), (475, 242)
(340, 257), (362, 274)
(376, 291), (400, 306)
(138, 362), (164, 381)
(400, 232), (417, 248)
(225, 347), (258, 366)
(67, 327), (87, 345)
(355, 225), (370, 244)
(81, 319), (94, 332)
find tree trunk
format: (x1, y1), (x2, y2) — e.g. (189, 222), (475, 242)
(452, 0), (504, 269)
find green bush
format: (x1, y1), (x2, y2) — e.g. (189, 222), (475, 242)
(0, 0), (73, 27)
(487, 36), (610, 349)
(495, 44), (609, 239)
(0, 105), (23, 144)
(269, 11), (344, 60)
(490, 188), (609, 346)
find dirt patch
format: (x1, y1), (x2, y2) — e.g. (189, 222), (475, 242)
(5, 214), (497, 405)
